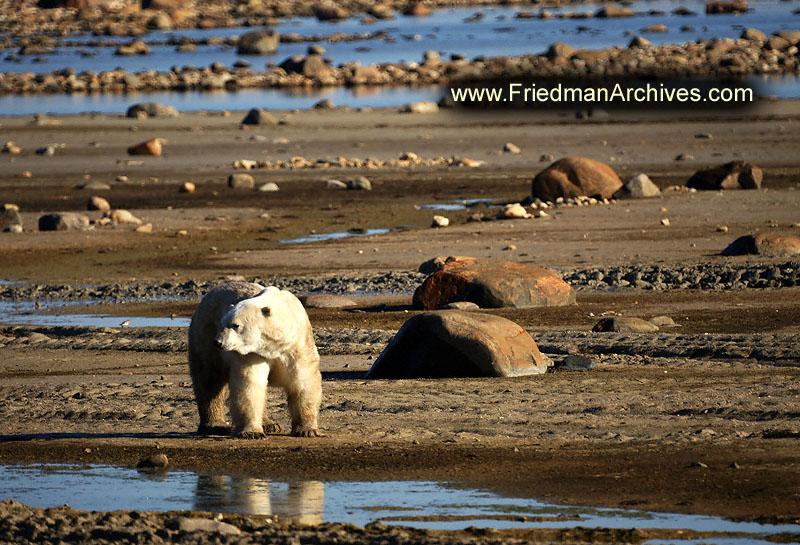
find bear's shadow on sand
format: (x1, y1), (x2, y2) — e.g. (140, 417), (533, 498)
(0, 431), (197, 442)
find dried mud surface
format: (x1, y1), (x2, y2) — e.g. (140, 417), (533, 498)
(1, 102), (800, 543)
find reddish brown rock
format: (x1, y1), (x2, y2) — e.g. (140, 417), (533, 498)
(413, 260), (575, 310)
(721, 232), (800, 257)
(365, 310), (552, 379)
(531, 157), (622, 201)
(127, 138), (162, 156)
(686, 160), (762, 190)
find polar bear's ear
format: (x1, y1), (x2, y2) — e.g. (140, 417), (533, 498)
(261, 307), (271, 317)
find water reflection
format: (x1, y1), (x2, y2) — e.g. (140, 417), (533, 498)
(194, 476), (324, 525)
(2, 464), (800, 537)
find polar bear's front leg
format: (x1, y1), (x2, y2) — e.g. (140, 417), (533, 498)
(287, 369), (322, 437)
(228, 359), (269, 439)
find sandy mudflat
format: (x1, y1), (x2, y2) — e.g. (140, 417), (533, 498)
(1, 99), (800, 543)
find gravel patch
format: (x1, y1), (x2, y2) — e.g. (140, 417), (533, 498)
(2, 325), (798, 364)
(2, 263), (799, 305)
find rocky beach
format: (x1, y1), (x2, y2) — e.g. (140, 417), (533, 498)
(2, 0), (800, 543)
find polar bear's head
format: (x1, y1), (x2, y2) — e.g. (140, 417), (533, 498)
(214, 286), (306, 357)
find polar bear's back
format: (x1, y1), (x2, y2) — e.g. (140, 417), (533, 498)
(188, 281), (264, 373)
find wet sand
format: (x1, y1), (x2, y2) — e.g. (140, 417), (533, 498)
(1, 99), (800, 541)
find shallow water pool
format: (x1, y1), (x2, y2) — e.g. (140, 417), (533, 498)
(0, 464), (798, 543)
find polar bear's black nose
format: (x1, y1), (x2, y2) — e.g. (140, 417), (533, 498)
(214, 338), (223, 350)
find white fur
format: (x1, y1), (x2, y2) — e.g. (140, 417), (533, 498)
(189, 282), (322, 438)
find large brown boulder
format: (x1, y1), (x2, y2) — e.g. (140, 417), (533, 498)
(686, 160), (762, 190)
(531, 157), (622, 201)
(365, 310), (552, 379)
(721, 233), (800, 257)
(413, 260), (575, 310)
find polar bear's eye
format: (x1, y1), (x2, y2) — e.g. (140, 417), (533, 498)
(261, 307), (271, 317)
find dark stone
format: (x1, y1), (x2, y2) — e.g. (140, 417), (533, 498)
(555, 355), (595, 370)
(686, 160), (762, 190)
(240, 108), (277, 125)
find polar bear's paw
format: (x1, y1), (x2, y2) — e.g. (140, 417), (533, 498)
(263, 421), (285, 434)
(292, 426), (322, 438)
(197, 424), (232, 436)
(235, 430), (267, 440)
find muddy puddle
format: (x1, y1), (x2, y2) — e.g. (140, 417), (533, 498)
(1, 464), (798, 543)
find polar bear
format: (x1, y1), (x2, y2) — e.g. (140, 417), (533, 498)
(188, 282), (321, 438)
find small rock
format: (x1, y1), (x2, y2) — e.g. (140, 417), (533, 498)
(228, 173), (255, 190)
(81, 181), (111, 191)
(497, 203), (531, 219)
(38, 212), (90, 231)
(661, 218), (670, 226)
(180, 182), (196, 193)
(108, 209), (143, 225)
(237, 29), (279, 55)
(2, 141), (21, 154)
(258, 182), (279, 192)
(649, 315), (676, 327)
(135, 223), (153, 233)
(1, 204), (23, 231)
(555, 355), (595, 370)
(503, 142), (521, 154)
(431, 215), (450, 227)
(87, 196), (110, 211)
(614, 173), (661, 199)
(126, 103), (178, 118)
(325, 179), (348, 190)
(440, 301), (480, 310)
(233, 159), (257, 170)
(716, 225), (729, 233)
(347, 176), (372, 190)
(167, 517), (241, 535)
(401, 101), (439, 114)
(127, 138), (162, 156)
(593, 316), (660, 333)
(313, 98), (335, 110)
(240, 108), (277, 125)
